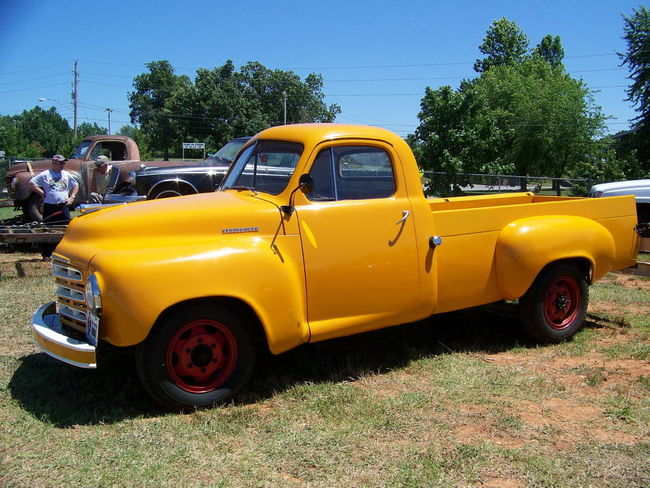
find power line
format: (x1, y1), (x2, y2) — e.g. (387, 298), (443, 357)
(0, 72), (70, 86)
(0, 82), (69, 94)
(0, 61), (73, 77)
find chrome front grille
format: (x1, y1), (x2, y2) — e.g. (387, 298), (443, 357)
(52, 261), (87, 333)
(52, 262), (83, 281)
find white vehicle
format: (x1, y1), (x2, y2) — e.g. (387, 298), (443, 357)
(590, 179), (650, 224)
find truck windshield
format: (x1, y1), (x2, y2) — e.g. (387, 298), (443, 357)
(72, 140), (92, 159)
(221, 140), (303, 195)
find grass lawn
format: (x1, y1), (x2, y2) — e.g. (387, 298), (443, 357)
(0, 251), (648, 488)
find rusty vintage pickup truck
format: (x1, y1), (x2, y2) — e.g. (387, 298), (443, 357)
(31, 124), (640, 410)
(5, 135), (200, 220)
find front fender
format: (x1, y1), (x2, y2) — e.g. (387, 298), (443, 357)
(10, 171), (35, 201)
(86, 234), (308, 355)
(495, 215), (615, 299)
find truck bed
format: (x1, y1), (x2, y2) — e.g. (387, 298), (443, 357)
(427, 192), (638, 314)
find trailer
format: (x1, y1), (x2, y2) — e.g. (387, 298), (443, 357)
(0, 222), (66, 244)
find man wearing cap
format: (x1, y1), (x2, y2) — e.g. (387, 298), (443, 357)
(88, 154), (113, 203)
(29, 154), (79, 257)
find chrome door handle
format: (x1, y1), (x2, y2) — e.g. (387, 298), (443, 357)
(396, 210), (410, 225)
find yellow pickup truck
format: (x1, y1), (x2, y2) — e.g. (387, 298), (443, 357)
(32, 124), (640, 410)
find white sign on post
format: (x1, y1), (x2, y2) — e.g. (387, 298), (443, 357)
(181, 142), (206, 160)
(183, 142), (205, 149)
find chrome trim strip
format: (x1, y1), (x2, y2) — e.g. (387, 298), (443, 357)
(147, 178), (199, 198)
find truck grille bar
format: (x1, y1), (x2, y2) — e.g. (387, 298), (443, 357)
(52, 261), (87, 333)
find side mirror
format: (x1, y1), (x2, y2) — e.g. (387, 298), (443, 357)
(298, 174), (314, 195)
(282, 174), (315, 216)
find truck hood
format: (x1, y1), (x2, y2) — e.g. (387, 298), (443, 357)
(62, 191), (284, 252)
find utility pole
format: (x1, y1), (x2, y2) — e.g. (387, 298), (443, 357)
(282, 91), (287, 125)
(105, 108), (113, 134)
(72, 60), (78, 138)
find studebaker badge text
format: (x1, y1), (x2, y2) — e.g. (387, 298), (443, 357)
(222, 227), (260, 234)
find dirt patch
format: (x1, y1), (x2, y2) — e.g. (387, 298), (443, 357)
(480, 477), (525, 488)
(602, 272), (650, 291)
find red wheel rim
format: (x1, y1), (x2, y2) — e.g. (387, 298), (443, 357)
(166, 319), (238, 393)
(543, 275), (581, 330)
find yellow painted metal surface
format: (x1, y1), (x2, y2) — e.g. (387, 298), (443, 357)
(34, 124), (640, 364)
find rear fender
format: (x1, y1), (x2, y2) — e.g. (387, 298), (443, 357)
(495, 216), (615, 299)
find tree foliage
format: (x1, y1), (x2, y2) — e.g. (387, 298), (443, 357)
(0, 107), (94, 159)
(128, 59), (340, 159)
(416, 19), (608, 196)
(534, 35), (565, 68)
(474, 18), (530, 73)
(128, 61), (192, 160)
(476, 59), (603, 182)
(620, 5), (650, 170)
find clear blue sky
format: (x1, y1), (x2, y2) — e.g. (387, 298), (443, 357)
(0, 0), (642, 139)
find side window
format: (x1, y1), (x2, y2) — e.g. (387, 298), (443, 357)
(307, 149), (335, 201)
(89, 143), (104, 160)
(308, 146), (395, 201)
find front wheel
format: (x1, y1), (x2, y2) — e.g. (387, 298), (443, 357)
(22, 193), (43, 222)
(519, 263), (589, 343)
(136, 305), (256, 410)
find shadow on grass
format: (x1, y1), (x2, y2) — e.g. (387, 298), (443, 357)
(9, 302), (616, 426)
(8, 351), (166, 427)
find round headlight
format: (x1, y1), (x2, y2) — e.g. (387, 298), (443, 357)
(85, 273), (102, 314)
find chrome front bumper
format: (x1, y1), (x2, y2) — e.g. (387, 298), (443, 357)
(32, 302), (97, 369)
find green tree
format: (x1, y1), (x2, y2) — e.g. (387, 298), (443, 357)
(474, 18), (529, 73)
(128, 60), (192, 160)
(414, 20), (605, 196)
(620, 5), (650, 170)
(0, 107), (71, 158)
(76, 122), (106, 138)
(415, 82), (504, 195)
(129, 60), (340, 158)
(534, 35), (565, 68)
(118, 125), (152, 160)
(236, 61), (340, 126)
(475, 58), (605, 190)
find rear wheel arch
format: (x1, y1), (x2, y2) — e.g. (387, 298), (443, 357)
(495, 216), (612, 299)
(147, 180), (198, 199)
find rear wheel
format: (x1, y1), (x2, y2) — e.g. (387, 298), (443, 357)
(519, 263), (588, 343)
(136, 305), (256, 410)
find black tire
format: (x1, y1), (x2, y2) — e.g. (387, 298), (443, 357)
(136, 305), (256, 410)
(22, 193), (43, 222)
(519, 263), (589, 343)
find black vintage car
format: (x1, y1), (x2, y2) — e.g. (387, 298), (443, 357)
(130, 137), (250, 200)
